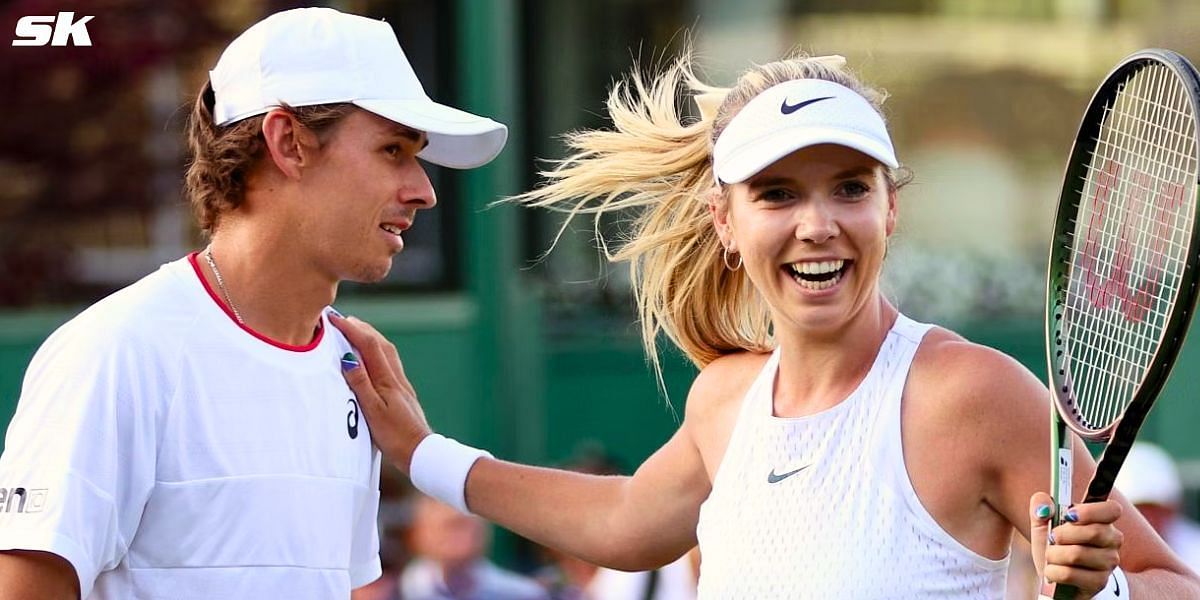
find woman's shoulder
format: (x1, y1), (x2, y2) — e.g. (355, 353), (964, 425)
(684, 350), (773, 422)
(907, 326), (1048, 424)
(914, 327), (1022, 377)
(901, 325), (1054, 550)
(683, 350), (773, 478)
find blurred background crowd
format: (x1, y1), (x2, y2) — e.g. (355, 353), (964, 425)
(4, 1), (1200, 598)
(353, 443), (701, 600)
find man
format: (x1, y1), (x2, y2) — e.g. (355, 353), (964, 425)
(0, 7), (506, 599)
(401, 494), (548, 600)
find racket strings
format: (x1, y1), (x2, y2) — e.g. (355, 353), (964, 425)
(1066, 70), (1162, 426)
(1069, 67), (1196, 427)
(1069, 65), (1194, 427)
(1057, 61), (1199, 431)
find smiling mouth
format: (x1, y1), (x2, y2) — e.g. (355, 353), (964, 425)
(380, 224), (405, 236)
(786, 259), (851, 291)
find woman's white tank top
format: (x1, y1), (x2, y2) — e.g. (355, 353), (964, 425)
(695, 313), (1009, 599)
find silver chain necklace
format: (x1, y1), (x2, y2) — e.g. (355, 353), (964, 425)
(204, 246), (244, 324)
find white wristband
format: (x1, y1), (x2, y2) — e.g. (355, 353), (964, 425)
(1037, 566), (1128, 600)
(409, 433), (493, 514)
(1096, 567), (1128, 600)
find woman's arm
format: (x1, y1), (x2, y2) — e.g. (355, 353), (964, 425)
(465, 427), (710, 570)
(929, 340), (1200, 598)
(332, 314), (712, 571)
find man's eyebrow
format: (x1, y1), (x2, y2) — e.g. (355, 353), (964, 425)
(383, 125), (429, 149)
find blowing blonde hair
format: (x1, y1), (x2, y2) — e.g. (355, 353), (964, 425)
(512, 50), (903, 380)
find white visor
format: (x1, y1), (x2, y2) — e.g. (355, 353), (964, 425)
(210, 8), (507, 169)
(712, 79), (897, 184)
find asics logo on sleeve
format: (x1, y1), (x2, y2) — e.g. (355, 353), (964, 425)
(767, 464), (810, 484)
(780, 96), (833, 115)
(346, 398), (360, 439)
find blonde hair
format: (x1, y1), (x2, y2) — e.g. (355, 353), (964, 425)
(511, 50), (904, 380)
(184, 83), (356, 233)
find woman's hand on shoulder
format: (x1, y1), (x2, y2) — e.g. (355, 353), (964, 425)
(330, 313), (433, 473)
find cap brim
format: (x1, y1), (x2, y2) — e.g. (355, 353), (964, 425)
(716, 127), (898, 184)
(355, 98), (508, 169)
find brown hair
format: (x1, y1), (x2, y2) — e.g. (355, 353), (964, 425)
(510, 50), (910, 383)
(184, 83), (356, 233)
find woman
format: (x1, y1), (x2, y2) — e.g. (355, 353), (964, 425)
(331, 52), (1200, 598)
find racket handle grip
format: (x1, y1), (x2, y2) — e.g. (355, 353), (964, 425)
(1050, 583), (1080, 599)
(1037, 592), (1078, 600)
(1042, 566), (1127, 600)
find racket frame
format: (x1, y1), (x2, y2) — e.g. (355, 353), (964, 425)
(1044, 48), (1200, 599)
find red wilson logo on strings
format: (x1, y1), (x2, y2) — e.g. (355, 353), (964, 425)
(1077, 159), (1188, 322)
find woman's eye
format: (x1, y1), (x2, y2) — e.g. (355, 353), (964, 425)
(837, 180), (870, 198)
(759, 188), (794, 202)
(384, 145), (402, 157)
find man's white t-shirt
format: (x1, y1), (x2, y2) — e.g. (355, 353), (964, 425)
(0, 255), (382, 599)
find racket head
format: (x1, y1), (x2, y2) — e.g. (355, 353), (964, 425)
(1045, 49), (1200, 442)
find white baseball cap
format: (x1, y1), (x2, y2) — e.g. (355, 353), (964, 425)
(209, 7), (507, 169)
(712, 79), (898, 184)
(1114, 442), (1183, 506)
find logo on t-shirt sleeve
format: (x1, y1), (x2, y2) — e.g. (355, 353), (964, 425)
(346, 398), (359, 440)
(0, 487), (48, 513)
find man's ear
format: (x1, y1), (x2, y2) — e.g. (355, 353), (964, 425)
(261, 109), (319, 180)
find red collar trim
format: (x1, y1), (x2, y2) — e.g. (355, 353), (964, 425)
(186, 252), (324, 353)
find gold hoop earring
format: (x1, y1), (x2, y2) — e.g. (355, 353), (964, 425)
(723, 246), (742, 271)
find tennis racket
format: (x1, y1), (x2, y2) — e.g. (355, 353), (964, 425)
(1045, 48), (1200, 599)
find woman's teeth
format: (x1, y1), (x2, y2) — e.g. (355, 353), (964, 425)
(789, 259), (846, 291)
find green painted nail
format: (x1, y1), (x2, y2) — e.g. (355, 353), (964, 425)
(341, 352), (360, 371)
(1036, 504), (1052, 519)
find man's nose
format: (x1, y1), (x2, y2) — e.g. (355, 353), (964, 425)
(401, 160), (437, 209)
